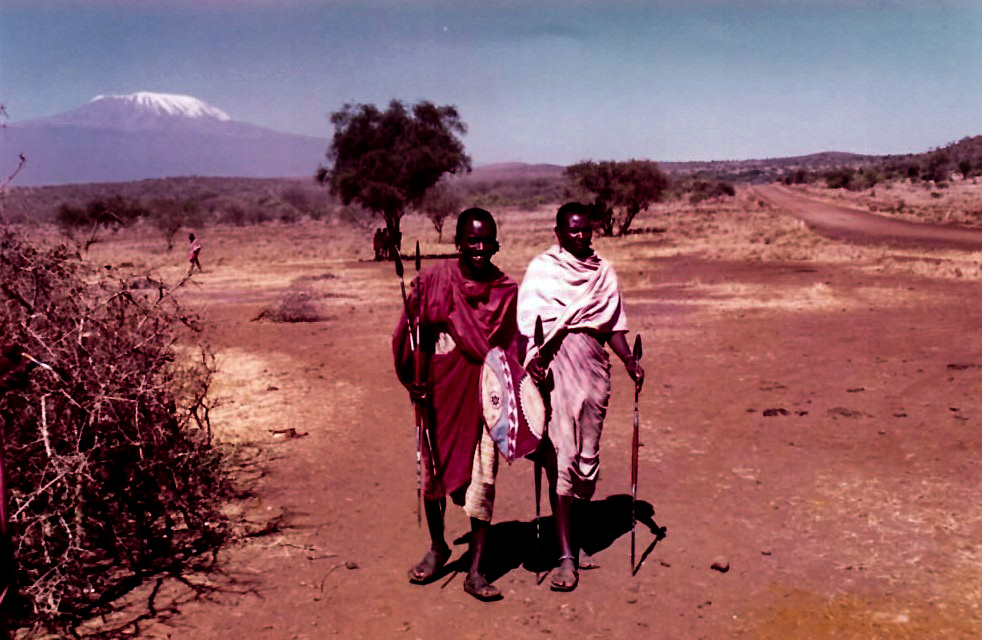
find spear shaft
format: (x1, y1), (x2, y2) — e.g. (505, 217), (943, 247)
(395, 247), (423, 527)
(533, 316), (544, 584)
(630, 333), (643, 574)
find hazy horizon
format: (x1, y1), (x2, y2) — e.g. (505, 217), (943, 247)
(2, 0), (981, 166)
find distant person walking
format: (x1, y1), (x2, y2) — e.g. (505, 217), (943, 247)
(187, 233), (203, 275)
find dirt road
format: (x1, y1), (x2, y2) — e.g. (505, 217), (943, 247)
(754, 184), (982, 250)
(87, 212), (982, 639)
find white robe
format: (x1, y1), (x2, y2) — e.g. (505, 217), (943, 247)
(517, 245), (628, 498)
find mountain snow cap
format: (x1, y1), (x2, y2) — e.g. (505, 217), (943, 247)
(90, 92), (232, 122)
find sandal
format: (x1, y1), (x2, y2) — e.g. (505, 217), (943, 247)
(408, 546), (451, 584)
(550, 555), (579, 592)
(463, 572), (503, 602)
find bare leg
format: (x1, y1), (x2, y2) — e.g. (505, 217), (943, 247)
(550, 494), (578, 590)
(463, 518), (502, 601)
(409, 498), (450, 583)
(572, 498), (599, 569)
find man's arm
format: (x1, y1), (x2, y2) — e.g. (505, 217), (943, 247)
(608, 331), (644, 390)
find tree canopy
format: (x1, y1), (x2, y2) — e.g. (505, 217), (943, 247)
(564, 160), (668, 236)
(418, 179), (464, 243)
(317, 100), (471, 252)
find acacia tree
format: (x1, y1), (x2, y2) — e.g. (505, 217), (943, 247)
(149, 198), (202, 250)
(419, 179), (464, 242)
(317, 100), (471, 254)
(565, 160), (668, 236)
(54, 195), (147, 251)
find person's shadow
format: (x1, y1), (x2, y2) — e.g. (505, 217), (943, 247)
(449, 494), (667, 583)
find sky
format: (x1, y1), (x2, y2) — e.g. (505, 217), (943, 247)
(1, 0), (981, 165)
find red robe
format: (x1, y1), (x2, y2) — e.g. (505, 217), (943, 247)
(393, 260), (518, 501)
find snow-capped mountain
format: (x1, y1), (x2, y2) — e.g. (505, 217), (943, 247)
(1, 92), (328, 185)
(36, 92), (233, 132)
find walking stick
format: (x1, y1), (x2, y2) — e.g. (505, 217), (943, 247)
(630, 333), (643, 574)
(533, 315), (545, 584)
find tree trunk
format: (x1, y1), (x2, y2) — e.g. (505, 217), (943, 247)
(384, 210), (403, 257)
(617, 205), (641, 237)
(600, 207), (615, 237)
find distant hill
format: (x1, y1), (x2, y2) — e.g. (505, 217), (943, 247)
(465, 162), (565, 181)
(0, 92), (327, 186)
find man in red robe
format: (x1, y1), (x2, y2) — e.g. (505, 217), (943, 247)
(393, 208), (517, 601)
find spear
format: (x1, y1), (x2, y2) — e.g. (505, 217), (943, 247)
(533, 315), (544, 585)
(395, 245), (422, 527)
(630, 333), (643, 574)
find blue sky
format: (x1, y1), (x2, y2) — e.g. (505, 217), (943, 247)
(2, 0), (980, 165)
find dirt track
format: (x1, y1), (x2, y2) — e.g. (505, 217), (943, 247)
(754, 184), (982, 250)
(86, 198), (982, 639)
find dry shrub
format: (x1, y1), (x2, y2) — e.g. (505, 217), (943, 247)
(252, 286), (328, 323)
(0, 229), (232, 636)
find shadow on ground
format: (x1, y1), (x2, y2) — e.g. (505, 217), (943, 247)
(446, 494), (667, 584)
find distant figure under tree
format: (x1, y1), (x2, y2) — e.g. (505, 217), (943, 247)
(373, 228), (385, 261)
(187, 233), (202, 275)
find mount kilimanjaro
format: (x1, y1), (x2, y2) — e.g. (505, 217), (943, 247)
(0, 92), (328, 186)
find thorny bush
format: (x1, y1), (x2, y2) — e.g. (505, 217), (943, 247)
(0, 229), (233, 636)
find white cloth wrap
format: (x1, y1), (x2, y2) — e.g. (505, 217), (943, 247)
(517, 245), (626, 358)
(517, 245), (627, 499)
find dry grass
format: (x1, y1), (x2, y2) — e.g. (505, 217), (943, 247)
(14, 177), (982, 286)
(747, 587), (982, 640)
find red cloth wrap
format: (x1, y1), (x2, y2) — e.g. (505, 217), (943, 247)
(393, 260), (517, 500)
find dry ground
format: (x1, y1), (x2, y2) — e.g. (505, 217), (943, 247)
(35, 185), (982, 638)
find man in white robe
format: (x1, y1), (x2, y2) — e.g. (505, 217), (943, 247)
(518, 202), (644, 592)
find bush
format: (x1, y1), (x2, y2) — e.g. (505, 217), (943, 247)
(824, 167), (855, 190)
(0, 230), (231, 635)
(54, 195), (148, 251)
(684, 178), (736, 203)
(251, 287), (328, 323)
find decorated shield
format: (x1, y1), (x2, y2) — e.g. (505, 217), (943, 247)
(480, 347), (545, 463)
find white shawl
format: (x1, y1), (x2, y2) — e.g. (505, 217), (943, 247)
(517, 245), (627, 360)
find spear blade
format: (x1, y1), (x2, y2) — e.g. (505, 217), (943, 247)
(534, 315), (544, 348)
(394, 249), (404, 279)
(414, 240), (421, 272)
(633, 333), (643, 362)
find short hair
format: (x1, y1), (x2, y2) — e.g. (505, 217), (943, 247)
(556, 202), (590, 229)
(455, 207), (497, 244)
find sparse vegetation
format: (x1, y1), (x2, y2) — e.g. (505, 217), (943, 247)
(774, 136), (982, 189)
(55, 194), (146, 251)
